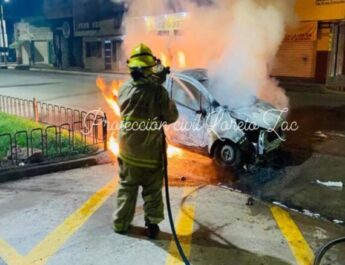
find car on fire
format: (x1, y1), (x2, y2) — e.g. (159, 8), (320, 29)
(164, 68), (286, 167)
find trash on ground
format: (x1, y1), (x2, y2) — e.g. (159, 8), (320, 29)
(315, 180), (343, 189)
(326, 131), (345, 138)
(246, 197), (254, 206)
(272, 201), (288, 209)
(302, 209), (321, 218)
(314, 131), (328, 139)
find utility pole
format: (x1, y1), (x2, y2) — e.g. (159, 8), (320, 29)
(0, 3), (7, 66)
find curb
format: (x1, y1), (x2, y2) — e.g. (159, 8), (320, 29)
(266, 198), (345, 226)
(30, 67), (129, 78)
(3, 65), (130, 78)
(280, 83), (326, 94)
(0, 156), (100, 183)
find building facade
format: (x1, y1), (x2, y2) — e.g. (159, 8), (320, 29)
(273, 0), (345, 88)
(73, 0), (125, 72)
(44, 0), (83, 68)
(13, 21), (53, 66)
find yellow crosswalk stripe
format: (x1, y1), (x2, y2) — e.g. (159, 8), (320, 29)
(0, 239), (24, 265)
(0, 179), (118, 265)
(271, 206), (315, 265)
(165, 187), (197, 265)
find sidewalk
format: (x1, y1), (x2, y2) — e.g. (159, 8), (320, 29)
(280, 79), (345, 95)
(0, 63), (130, 78)
(280, 80), (326, 93)
(0, 164), (344, 265)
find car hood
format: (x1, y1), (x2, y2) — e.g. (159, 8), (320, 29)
(229, 100), (286, 129)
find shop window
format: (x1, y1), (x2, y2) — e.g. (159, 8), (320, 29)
(86, 42), (102, 58)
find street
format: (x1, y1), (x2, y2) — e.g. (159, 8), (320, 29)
(1, 0), (345, 264)
(0, 69), (345, 264)
(0, 70), (125, 123)
(1, 69), (344, 217)
(0, 164), (344, 265)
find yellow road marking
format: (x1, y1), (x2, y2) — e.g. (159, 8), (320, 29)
(271, 206), (314, 265)
(0, 239), (24, 264)
(166, 187), (197, 265)
(0, 179), (118, 265)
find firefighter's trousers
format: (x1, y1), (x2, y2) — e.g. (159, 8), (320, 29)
(113, 159), (164, 232)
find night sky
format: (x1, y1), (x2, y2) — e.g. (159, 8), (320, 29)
(2, 0), (44, 20)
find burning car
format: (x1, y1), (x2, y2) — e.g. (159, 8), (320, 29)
(164, 69), (286, 167)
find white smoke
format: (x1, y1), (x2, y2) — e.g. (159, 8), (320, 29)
(117, 0), (297, 109)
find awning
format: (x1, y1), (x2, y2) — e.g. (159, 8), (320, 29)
(9, 40), (27, 49)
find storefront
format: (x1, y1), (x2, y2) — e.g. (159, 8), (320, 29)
(272, 22), (318, 81)
(73, 0), (125, 72)
(12, 22), (53, 66)
(328, 22), (345, 87)
(273, 0), (345, 87)
(50, 19), (83, 69)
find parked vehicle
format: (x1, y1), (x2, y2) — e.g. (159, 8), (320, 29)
(164, 68), (286, 167)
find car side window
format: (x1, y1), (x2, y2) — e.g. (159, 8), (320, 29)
(172, 78), (201, 111)
(201, 94), (211, 113)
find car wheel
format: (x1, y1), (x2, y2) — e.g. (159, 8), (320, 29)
(214, 141), (242, 168)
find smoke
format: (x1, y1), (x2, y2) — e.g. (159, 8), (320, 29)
(118, 0), (297, 109)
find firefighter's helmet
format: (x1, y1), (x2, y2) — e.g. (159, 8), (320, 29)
(127, 43), (157, 69)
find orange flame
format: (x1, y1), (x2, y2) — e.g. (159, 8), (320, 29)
(109, 134), (120, 156)
(96, 76), (123, 156)
(160, 51), (188, 69)
(160, 52), (168, 66)
(167, 145), (183, 158)
(177, 51), (187, 68)
(97, 76), (185, 159)
(96, 76), (122, 117)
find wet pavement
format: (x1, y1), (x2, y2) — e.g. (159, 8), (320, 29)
(1, 69), (345, 264)
(1, 69), (345, 221)
(0, 164), (344, 265)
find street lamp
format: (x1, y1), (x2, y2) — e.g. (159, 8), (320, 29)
(0, 0), (10, 66)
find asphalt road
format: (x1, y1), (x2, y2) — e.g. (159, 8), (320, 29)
(1, 69), (345, 218)
(1, 69), (345, 264)
(0, 69), (127, 123)
(0, 69), (345, 222)
(0, 164), (344, 265)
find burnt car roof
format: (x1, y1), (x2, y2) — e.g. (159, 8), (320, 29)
(179, 68), (208, 82)
(178, 68), (220, 108)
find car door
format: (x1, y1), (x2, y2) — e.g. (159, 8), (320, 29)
(166, 76), (208, 148)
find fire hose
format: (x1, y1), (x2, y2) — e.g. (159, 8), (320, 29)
(313, 236), (345, 265)
(162, 129), (191, 265)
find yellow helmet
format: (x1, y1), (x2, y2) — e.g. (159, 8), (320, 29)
(127, 43), (157, 69)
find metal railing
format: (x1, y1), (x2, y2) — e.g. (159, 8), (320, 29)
(0, 94), (108, 169)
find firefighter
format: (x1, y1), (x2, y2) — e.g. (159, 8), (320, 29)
(113, 43), (179, 239)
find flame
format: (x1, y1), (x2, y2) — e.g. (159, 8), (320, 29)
(109, 134), (119, 156)
(177, 51), (187, 68)
(96, 76), (122, 117)
(96, 76), (107, 92)
(167, 145), (183, 158)
(160, 52), (168, 66)
(111, 80), (124, 97)
(159, 51), (188, 69)
(96, 76), (122, 156)
(97, 76), (185, 159)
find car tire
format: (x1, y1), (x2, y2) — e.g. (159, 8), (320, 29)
(214, 141), (242, 168)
